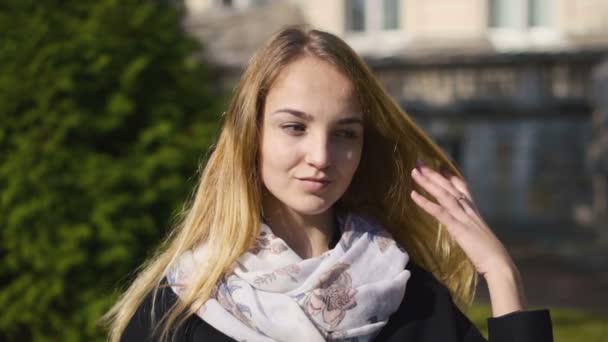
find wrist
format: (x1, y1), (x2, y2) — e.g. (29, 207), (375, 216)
(482, 259), (519, 283)
(483, 262), (528, 317)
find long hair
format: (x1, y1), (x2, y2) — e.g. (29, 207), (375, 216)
(102, 26), (477, 341)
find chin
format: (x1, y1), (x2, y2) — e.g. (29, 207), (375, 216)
(286, 196), (336, 216)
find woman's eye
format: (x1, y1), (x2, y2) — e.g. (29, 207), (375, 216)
(281, 123), (306, 135)
(335, 129), (358, 139)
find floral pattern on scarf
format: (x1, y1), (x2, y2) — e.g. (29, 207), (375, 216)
(250, 229), (289, 255)
(210, 279), (257, 329)
(166, 212), (410, 342)
(253, 264), (301, 286)
(304, 263), (358, 329)
(339, 215), (394, 253)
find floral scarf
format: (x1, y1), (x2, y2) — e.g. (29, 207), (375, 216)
(166, 213), (410, 341)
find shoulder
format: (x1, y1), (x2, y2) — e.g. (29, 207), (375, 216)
(383, 262), (553, 342)
(405, 262), (445, 289)
(374, 261), (486, 341)
(402, 261), (464, 314)
(121, 278), (227, 342)
(403, 261), (456, 308)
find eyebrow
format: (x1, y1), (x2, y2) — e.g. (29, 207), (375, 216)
(272, 108), (363, 125)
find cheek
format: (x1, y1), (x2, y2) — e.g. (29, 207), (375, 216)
(336, 143), (363, 178)
(259, 130), (300, 177)
(345, 149), (359, 164)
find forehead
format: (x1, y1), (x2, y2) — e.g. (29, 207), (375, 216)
(264, 56), (359, 116)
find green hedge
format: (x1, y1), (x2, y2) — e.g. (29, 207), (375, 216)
(0, 1), (222, 340)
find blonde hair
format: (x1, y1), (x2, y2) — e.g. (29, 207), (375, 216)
(102, 26), (477, 341)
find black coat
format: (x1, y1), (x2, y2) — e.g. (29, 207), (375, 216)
(121, 262), (553, 342)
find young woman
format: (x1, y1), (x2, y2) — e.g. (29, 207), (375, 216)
(103, 27), (553, 341)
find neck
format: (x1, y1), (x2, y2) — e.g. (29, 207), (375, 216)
(262, 196), (336, 259)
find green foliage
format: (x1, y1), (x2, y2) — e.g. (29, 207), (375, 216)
(0, 0), (222, 340)
(468, 304), (608, 342)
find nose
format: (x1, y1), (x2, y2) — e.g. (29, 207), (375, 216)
(304, 133), (331, 170)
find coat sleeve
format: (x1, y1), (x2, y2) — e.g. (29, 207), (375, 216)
(487, 309), (553, 342)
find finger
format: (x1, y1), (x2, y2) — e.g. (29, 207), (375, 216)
(418, 165), (463, 199)
(418, 165), (481, 224)
(440, 167), (473, 200)
(456, 197), (481, 219)
(410, 190), (468, 238)
(411, 168), (471, 224)
(440, 169), (481, 216)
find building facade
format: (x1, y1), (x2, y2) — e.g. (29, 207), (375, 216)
(297, 0), (608, 53)
(184, 0), (608, 234)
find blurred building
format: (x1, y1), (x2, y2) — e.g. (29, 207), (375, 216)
(184, 0), (608, 238)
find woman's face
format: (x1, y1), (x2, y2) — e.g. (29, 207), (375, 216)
(259, 56), (364, 216)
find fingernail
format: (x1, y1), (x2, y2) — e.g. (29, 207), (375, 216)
(416, 158), (425, 172)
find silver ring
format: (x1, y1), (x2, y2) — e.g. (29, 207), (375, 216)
(457, 194), (467, 201)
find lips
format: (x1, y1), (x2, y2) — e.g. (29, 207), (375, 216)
(297, 177), (331, 184)
(296, 177), (332, 191)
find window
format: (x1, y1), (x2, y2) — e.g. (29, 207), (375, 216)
(216, 0), (267, 9)
(250, 0), (268, 6)
(528, 0), (552, 27)
(488, 0), (519, 28)
(345, 0), (402, 33)
(488, 0), (553, 29)
(345, 0), (366, 32)
(383, 0), (400, 30)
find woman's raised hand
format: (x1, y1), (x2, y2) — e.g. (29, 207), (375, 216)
(409, 160), (527, 316)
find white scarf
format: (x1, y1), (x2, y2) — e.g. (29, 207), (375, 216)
(166, 213), (410, 341)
